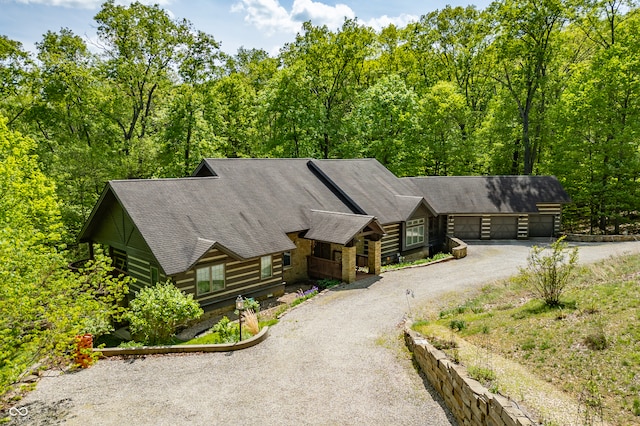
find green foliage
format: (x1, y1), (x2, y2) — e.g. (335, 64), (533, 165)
(125, 280), (203, 345)
(209, 316), (239, 344)
(0, 120), (129, 396)
(519, 236), (579, 307)
(449, 319), (467, 331)
(316, 279), (341, 289)
(415, 253), (640, 425)
(234, 297), (260, 315)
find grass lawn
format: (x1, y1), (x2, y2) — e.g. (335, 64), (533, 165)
(413, 253), (640, 425)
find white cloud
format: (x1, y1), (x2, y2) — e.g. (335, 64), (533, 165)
(363, 13), (419, 31)
(232, 0), (357, 35)
(290, 0), (354, 29)
(231, 0), (298, 34)
(14, 0), (172, 9)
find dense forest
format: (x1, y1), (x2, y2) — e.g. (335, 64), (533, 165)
(2, 0), (640, 241)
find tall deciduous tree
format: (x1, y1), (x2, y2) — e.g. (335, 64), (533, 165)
(94, 0), (195, 178)
(488, 0), (567, 175)
(0, 118), (128, 395)
(280, 20), (375, 158)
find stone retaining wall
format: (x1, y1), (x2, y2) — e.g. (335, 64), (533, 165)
(447, 236), (468, 259)
(565, 233), (639, 243)
(404, 327), (535, 426)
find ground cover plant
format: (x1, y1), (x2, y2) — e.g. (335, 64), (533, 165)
(413, 252), (640, 425)
(382, 253), (452, 272)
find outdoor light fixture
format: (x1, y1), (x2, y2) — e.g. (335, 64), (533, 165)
(236, 295), (245, 342)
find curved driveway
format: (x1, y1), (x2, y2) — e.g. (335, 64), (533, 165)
(14, 240), (640, 425)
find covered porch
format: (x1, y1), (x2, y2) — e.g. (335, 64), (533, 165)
(304, 210), (385, 284)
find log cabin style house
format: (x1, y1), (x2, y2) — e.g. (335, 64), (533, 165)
(78, 158), (570, 311)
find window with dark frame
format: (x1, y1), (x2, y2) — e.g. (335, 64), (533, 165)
(405, 218), (425, 246)
(283, 251), (291, 268)
(196, 263), (225, 295)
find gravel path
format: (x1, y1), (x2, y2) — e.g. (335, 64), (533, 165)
(11, 240), (640, 426)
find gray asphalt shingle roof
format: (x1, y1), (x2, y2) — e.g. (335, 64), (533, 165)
(105, 178), (297, 276)
(304, 210), (382, 245)
(405, 176), (571, 215)
(309, 159), (429, 224)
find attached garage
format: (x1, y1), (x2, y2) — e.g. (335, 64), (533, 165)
(528, 214), (555, 237)
(453, 216), (481, 239)
(490, 216), (518, 239)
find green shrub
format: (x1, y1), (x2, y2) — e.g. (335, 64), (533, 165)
(519, 236), (578, 307)
(210, 316), (239, 343)
(125, 280), (203, 345)
(317, 278), (341, 289)
(449, 319), (467, 331)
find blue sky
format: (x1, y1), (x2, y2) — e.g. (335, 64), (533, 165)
(0, 0), (493, 56)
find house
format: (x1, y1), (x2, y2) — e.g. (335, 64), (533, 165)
(405, 176), (571, 240)
(78, 159), (570, 311)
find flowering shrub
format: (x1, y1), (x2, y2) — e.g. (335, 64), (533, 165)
(291, 286), (319, 307)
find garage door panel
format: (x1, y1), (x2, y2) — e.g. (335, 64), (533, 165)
(454, 217), (481, 240)
(490, 216), (518, 239)
(529, 214), (554, 237)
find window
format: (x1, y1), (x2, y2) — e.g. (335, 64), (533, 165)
(196, 264), (225, 295)
(150, 266), (159, 285)
(261, 255), (273, 279)
(283, 251), (291, 268)
(405, 218), (425, 246)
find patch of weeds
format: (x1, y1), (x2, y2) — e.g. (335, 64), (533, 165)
(412, 320), (429, 329)
(427, 335), (457, 351)
(633, 398), (640, 416)
(584, 332), (608, 351)
(468, 365), (497, 386)
(520, 339), (536, 351)
(449, 319), (467, 332)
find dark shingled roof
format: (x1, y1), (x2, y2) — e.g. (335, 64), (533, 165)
(304, 210), (383, 245)
(81, 158), (387, 276)
(100, 178), (297, 276)
(309, 159), (432, 224)
(405, 176), (571, 215)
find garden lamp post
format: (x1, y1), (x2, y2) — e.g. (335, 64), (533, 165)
(236, 295), (244, 342)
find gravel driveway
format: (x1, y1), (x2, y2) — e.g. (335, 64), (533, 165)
(11, 240), (640, 426)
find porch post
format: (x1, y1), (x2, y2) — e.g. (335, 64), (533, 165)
(341, 245), (357, 284)
(367, 239), (381, 275)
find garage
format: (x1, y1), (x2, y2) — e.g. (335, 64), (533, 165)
(453, 216), (481, 239)
(528, 214), (555, 237)
(490, 216), (518, 239)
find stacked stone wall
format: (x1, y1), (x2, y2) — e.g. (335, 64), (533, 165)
(404, 328), (536, 426)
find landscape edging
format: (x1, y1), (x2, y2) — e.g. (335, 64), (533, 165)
(95, 326), (269, 357)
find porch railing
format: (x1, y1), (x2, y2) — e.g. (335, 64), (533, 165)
(308, 256), (341, 280)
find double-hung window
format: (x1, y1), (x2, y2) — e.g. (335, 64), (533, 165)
(405, 218), (425, 246)
(196, 264), (225, 295)
(261, 255), (273, 279)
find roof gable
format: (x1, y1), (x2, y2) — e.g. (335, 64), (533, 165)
(304, 210), (384, 245)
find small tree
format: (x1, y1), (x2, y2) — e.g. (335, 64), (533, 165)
(126, 280), (203, 345)
(521, 236), (578, 307)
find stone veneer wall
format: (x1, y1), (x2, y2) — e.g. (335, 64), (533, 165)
(404, 327), (535, 426)
(283, 234), (312, 284)
(446, 236), (468, 259)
